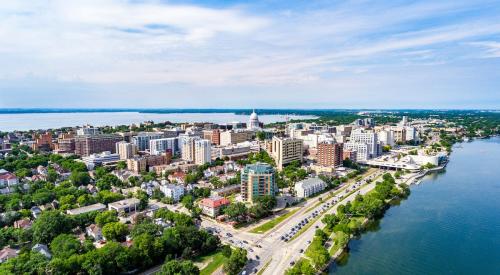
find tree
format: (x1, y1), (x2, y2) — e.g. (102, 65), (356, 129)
(70, 171), (91, 186)
(102, 222), (129, 242)
(136, 190), (149, 210)
(224, 202), (247, 222)
(322, 214), (340, 230)
(95, 210), (119, 227)
(181, 195), (195, 210)
(116, 161), (127, 170)
(256, 131), (266, 141)
(221, 244), (232, 258)
(50, 234), (81, 259)
(159, 259), (199, 275)
(223, 247), (247, 275)
(96, 174), (122, 190)
(32, 210), (73, 243)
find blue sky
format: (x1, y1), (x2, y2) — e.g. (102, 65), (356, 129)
(0, 0), (500, 109)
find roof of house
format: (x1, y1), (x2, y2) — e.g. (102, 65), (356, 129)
(14, 218), (32, 228)
(199, 197), (231, 208)
(295, 177), (326, 188)
(0, 247), (19, 260)
(0, 173), (16, 180)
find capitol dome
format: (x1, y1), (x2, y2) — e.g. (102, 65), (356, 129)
(248, 109), (260, 130)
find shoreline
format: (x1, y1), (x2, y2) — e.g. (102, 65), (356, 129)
(321, 162), (449, 273)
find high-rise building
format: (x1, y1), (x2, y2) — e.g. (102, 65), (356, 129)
(131, 132), (164, 151)
(180, 136), (199, 162)
(271, 136), (303, 170)
(194, 139), (211, 165)
(241, 163), (276, 202)
(392, 127), (406, 143)
(317, 141), (343, 167)
(115, 141), (137, 160)
(149, 137), (178, 156)
(74, 134), (123, 157)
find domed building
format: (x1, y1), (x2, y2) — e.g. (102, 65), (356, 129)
(247, 109), (261, 130)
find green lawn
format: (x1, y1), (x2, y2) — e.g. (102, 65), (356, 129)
(250, 208), (299, 234)
(198, 251), (227, 275)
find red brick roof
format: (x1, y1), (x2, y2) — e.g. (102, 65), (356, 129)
(200, 197), (230, 208)
(0, 173), (16, 180)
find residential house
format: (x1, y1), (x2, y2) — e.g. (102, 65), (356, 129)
(199, 196), (230, 217)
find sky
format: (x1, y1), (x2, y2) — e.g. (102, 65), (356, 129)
(0, 0), (500, 109)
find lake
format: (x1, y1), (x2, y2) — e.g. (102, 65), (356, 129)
(0, 112), (316, 131)
(329, 137), (500, 275)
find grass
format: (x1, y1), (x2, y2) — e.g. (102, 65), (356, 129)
(250, 208), (300, 234)
(198, 251), (227, 275)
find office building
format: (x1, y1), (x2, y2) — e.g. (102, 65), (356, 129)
(81, 151), (120, 170)
(74, 134), (122, 157)
(317, 141), (343, 167)
(349, 129), (380, 159)
(220, 130), (254, 146)
(241, 163), (276, 202)
(132, 132), (164, 151)
(116, 141), (137, 160)
(76, 126), (101, 136)
(203, 129), (221, 145)
(271, 136), (303, 170)
(194, 139), (211, 165)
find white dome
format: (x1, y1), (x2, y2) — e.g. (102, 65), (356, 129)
(250, 110), (258, 120)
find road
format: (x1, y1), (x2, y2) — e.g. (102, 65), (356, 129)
(198, 169), (384, 275)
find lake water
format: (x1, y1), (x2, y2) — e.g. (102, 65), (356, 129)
(0, 112), (316, 131)
(329, 137), (500, 275)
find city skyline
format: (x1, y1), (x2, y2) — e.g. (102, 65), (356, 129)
(1, 0), (500, 109)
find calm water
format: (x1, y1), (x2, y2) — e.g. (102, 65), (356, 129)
(330, 137), (500, 275)
(0, 112), (315, 131)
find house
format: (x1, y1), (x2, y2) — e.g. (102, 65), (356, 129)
(30, 206), (42, 219)
(86, 224), (103, 241)
(0, 247), (19, 263)
(160, 184), (185, 202)
(13, 218), (32, 229)
(168, 171), (186, 184)
(32, 244), (52, 259)
(199, 196), (230, 218)
(0, 170), (18, 194)
(141, 181), (160, 196)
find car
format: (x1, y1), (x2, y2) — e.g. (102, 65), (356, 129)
(226, 233), (233, 237)
(290, 261), (295, 266)
(254, 268), (258, 273)
(315, 225), (319, 228)
(307, 240), (311, 244)
(256, 255), (260, 259)
(249, 248), (254, 252)
(299, 249), (304, 253)
(257, 244), (262, 248)
(243, 240), (248, 244)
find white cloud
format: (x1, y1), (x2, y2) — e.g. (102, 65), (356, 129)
(469, 41), (500, 58)
(0, 0), (500, 89)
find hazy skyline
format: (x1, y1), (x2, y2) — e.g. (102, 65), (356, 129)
(1, 0), (500, 109)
